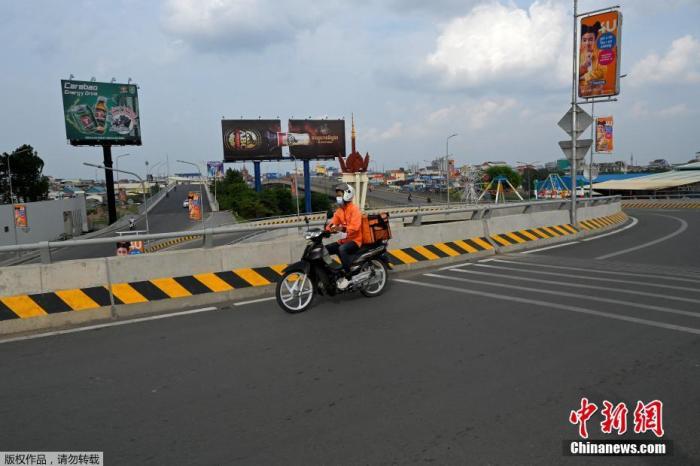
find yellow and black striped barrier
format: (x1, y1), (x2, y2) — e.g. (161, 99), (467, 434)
(578, 212), (627, 231)
(146, 235), (201, 253)
(623, 201), (700, 209)
(0, 265), (288, 321)
(0, 213), (627, 321)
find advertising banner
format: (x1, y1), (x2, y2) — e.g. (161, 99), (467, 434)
(61, 80), (142, 145)
(288, 120), (346, 160)
(188, 191), (202, 220)
(221, 120), (284, 161)
(595, 116), (614, 153)
(207, 161), (224, 178)
(14, 204), (28, 228)
(579, 11), (622, 98)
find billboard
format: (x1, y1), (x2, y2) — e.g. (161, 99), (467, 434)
(221, 120), (283, 161)
(288, 120), (346, 160)
(595, 116), (614, 153)
(14, 204), (28, 228)
(579, 11), (622, 98)
(207, 161), (224, 178)
(61, 80), (142, 145)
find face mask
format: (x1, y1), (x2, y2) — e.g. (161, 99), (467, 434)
(336, 196), (344, 205)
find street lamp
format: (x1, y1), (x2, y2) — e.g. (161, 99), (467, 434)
(177, 160), (205, 228)
(446, 133), (458, 207)
(517, 160), (540, 200)
(83, 162), (149, 233)
(115, 153), (131, 192)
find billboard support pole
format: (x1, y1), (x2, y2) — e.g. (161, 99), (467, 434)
(254, 162), (262, 193)
(570, 0), (578, 225)
(303, 160), (312, 213)
(102, 144), (117, 225)
(589, 101), (595, 199)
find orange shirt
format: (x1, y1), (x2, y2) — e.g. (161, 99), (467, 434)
(331, 202), (362, 246)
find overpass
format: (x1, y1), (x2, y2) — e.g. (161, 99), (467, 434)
(0, 199), (698, 463)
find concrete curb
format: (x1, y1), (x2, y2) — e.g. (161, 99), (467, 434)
(0, 212), (628, 338)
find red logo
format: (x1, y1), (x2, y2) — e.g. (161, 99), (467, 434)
(569, 398), (664, 439)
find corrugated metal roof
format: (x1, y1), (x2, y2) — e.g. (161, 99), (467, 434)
(593, 170), (700, 190)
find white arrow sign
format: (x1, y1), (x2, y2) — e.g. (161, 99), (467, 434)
(558, 139), (593, 161)
(558, 105), (594, 137)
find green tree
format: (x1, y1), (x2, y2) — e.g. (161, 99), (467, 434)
(0, 145), (49, 203)
(485, 165), (522, 191)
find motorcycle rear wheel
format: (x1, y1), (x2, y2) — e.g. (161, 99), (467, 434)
(360, 259), (388, 297)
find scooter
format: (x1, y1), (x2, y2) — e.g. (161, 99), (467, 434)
(275, 219), (392, 313)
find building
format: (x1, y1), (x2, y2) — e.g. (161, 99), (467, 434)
(598, 161), (626, 174)
(647, 159), (671, 171)
(480, 161), (508, 170)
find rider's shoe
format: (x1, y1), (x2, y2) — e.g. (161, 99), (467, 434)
(336, 277), (350, 290)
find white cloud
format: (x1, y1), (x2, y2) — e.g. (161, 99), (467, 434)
(425, 1), (569, 89)
(427, 97), (519, 129)
(365, 122), (404, 142)
(630, 35), (700, 85)
(658, 104), (689, 118)
(162, 0), (323, 51)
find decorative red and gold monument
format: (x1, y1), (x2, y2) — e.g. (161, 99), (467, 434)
(337, 115), (370, 210)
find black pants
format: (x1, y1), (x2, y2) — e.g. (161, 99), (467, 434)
(326, 241), (360, 273)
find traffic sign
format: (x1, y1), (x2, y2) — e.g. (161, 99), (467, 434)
(558, 139), (593, 161)
(558, 105), (593, 137)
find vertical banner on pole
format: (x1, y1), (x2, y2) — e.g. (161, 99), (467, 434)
(14, 204), (28, 228)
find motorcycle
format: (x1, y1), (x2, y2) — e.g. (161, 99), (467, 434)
(275, 221), (392, 313)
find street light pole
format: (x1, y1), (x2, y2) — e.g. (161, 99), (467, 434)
(84, 162), (149, 233)
(177, 160), (206, 228)
(446, 133), (458, 207)
(115, 153), (131, 194)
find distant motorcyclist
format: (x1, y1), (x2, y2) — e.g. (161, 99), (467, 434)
(128, 217), (136, 230)
(326, 183), (362, 290)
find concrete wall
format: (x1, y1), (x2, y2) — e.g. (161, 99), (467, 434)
(0, 196), (88, 246)
(0, 201), (621, 297)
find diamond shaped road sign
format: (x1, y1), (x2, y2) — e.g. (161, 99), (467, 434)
(558, 139), (593, 161)
(558, 105), (593, 138)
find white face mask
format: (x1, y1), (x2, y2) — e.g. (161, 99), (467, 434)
(336, 196), (344, 205)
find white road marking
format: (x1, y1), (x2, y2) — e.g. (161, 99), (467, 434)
(423, 273), (700, 319)
(478, 258), (498, 263)
(395, 279), (700, 336)
(582, 216), (638, 241)
(490, 258), (700, 284)
(473, 263), (700, 294)
(596, 214), (688, 260)
(438, 262), (473, 271)
(0, 307), (218, 345)
(450, 268), (700, 305)
(233, 297), (276, 306)
(520, 241), (580, 254)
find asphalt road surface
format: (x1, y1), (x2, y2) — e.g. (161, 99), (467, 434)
(1, 208), (698, 464)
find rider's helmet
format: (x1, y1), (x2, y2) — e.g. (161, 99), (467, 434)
(334, 183), (354, 203)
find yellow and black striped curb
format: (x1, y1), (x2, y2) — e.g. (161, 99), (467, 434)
(0, 213), (626, 320)
(622, 201), (700, 209)
(577, 212), (627, 231)
(146, 235), (201, 252)
(385, 212), (626, 265)
(0, 265), (288, 321)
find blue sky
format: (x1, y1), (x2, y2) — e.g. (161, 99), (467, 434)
(1, 0), (698, 179)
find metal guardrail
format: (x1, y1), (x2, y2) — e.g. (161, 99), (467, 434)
(0, 196), (621, 264)
(621, 193), (700, 200)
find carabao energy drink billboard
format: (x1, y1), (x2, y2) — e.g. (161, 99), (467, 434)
(61, 80), (142, 145)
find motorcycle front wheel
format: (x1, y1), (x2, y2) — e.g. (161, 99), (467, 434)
(276, 270), (315, 313)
